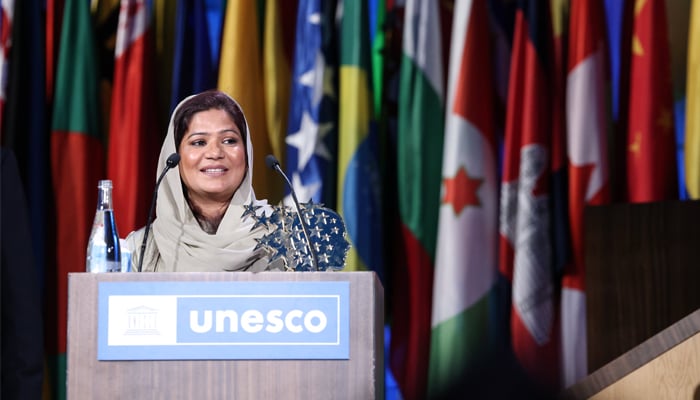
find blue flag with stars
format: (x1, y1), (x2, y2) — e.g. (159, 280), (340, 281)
(285, 0), (338, 207)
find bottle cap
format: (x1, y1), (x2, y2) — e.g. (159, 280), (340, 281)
(98, 179), (113, 188)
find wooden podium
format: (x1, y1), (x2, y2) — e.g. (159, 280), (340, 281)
(562, 308), (700, 399)
(584, 200), (700, 371)
(562, 200), (700, 398)
(66, 271), (384, 399)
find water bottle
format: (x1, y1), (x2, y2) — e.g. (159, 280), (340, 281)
(86, 180), (122, 272)
(119, 238), (132, 272)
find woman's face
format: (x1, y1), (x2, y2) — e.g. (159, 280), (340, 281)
(178, 108), (247, 206)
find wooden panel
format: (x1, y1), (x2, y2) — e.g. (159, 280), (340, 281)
(67, 272), (384, 400)
(584, 200), (700, 372)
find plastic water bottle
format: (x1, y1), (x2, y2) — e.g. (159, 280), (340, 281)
(86, 180), (122, 272)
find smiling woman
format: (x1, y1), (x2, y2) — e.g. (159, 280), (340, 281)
(125, 90), (280, 272)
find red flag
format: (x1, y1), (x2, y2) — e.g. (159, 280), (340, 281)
(108, 0), (160, 234)
(498, 1), (559, 390)
(626, 0), (677, 202)
(562, 0), (610, 387)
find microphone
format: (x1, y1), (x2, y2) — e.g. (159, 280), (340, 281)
(137, 153), (180, 272)
(265, 154), (319, 271)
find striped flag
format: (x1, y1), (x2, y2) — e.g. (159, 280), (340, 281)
(218, 0), (281, 203)
(170, 0), (215, 112)
(562, 0), (610, 387)
(686, 0), (700, 198)
(428, 0), (497, 396)
(394, 0), (443, 398)
(499, 0), (559, 390)
(285, 0), (338, 205)
(49, 0), (104, 397)
(107, 0), (160, 234)
(626, 0), (677, 202)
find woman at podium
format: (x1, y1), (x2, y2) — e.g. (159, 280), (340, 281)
(125, 90), (279, 272)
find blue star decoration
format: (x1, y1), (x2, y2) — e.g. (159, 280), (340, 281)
(244, 201), (350, 271)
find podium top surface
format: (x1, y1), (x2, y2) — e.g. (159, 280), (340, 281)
(69, 270), (383, 285)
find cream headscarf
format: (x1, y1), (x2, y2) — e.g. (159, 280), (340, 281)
(127, 92), (273, 272)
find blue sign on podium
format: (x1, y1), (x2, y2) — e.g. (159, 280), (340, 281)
(96, 281), (350, 360)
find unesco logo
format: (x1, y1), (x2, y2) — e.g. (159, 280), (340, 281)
(176, 295), (340, 345)
(98, 281), (349, 360)
(188, 308), (329, 334)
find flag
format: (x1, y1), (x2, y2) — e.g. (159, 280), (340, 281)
(498, 0), (559, 390)
(46, 0), (65, 104)
(428, 0), (497, 396)
(285, 0), (338, 205)
(393, 0), (444, 398)
(549, 0), (572, 282)
(153, 0), (176, 132)
(49, 0), (104, 397)
(0, 0), (13, 138)
(263, 0), (297, 171)
(604, 0), (627, 124)
(666, 2), (691, 200)
(562, 0), (610, 387)
(2, 0), (48, 288)
(218, 0), (281, 203)
(686, 0), (700, 198)
(626, 0), (677, 202)
(93, 0), (120, 140)
(369, 0), (385, 117)
(549, 0), (572, 388)
(170, 0), (215, 112)
(107, 0), (160, 235)
(337, 0), (383, 274)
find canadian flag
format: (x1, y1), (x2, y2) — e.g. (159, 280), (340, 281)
(562, 0), (610, 388)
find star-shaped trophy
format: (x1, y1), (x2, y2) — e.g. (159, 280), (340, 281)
(243, 201), (350, 271)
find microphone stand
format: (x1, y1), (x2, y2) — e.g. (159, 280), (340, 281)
(137, 153), (180, 272)
(266, 155), (319, 271)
